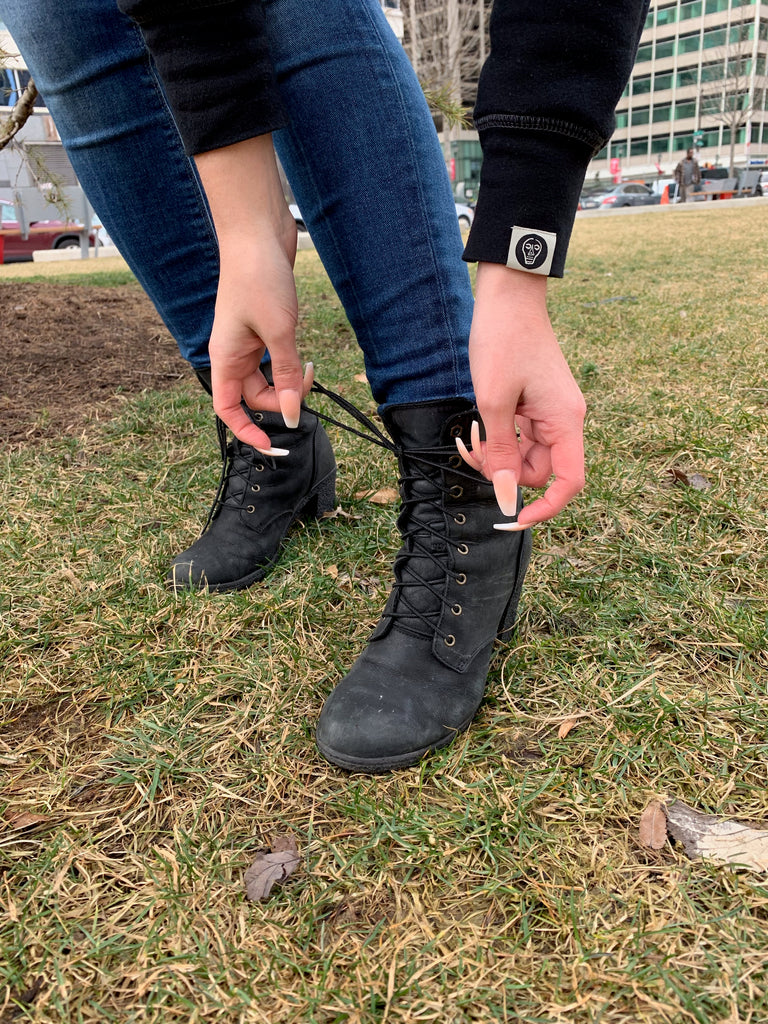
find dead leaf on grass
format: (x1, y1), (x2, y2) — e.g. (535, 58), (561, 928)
(669, 467), (712, 491)
(638, 800), (668, 850)
(3, 812), (57, 833)
(354, 487), (399, 505)
(353, 372), (368, 384)
(557, 719), (579, 740)
(244, 834), (300, 901)
(666, 800), (768, 872)
(325, 564), (339, 579)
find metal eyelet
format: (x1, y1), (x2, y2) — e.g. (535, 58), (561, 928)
(450, 425), (462, 437)
(450, 485), (463, 498)
(251, 484), (260, 492)
(456, 573), (467, 585)
(252, 412), (264, 423)
(449, 455), (462, 468)
(454, 513), (466, 525)
(457, 543), (469, 555)
(255, 464), (264, 472)
(451, 604), (462, 616)
(247, 505), (256, 514)
(444, 634), (456, 647)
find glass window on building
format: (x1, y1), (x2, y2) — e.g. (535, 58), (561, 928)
(679, 1), (703, 19)
(656, 38), (675, 59)
(677, 64), (700, 87)
(702, 26), (728, 48)
(675, 100), (697, 119)
(633, 74), (652, 95)
(651, 134), (672, 153)
(656, 4), (678, 26)
(630, 138), (650, 156)
(679, 31), (703, 55)
(636, 42), (653, 62)
(653, 104), (672, 122)
(704, 0), (729, 13)
(673, 132), (695, 150)
(616, 112), (629, 129)
(698, 60), (724, 85)
(612, 142), (628, 158)
(632, 106), (651, 125)
(654, 71), (674, 91)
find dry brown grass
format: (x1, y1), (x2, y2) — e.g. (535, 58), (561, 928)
(2, 205), (768, 1023)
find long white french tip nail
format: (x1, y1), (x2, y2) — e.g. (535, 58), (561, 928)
(471, 419), (481, 453)
(493, 522), (529, 532)
(455, 436), (483, 473)
(493, 469), (519, 516)
(279, 388), (301, 429)
(256, 446), (290, 457)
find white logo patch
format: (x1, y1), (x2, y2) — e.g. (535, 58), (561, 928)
(506, 226), (557, 276)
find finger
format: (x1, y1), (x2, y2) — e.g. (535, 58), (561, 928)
(496, 436), (585, 530)
(477, 408), (524, 516)
(455, 435), (484, 474)
(212, 377), (288, 455)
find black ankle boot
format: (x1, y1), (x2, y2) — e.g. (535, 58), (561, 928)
(168, 405), (337, 591)
(315, 398), (532, 772)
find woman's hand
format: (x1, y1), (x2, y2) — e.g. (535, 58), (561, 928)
(462, 262), (586, 529)
(195, 135), (311, 452)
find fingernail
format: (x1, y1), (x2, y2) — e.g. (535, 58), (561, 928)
(493, 469), (519, 516)
(455, 436), (483, 473)
(493, 522), (528, 532)
(256, 446), (290, 457)
(279, 388), (301, 429)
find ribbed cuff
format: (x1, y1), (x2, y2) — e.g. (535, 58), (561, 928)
(462, 127), (594, 277)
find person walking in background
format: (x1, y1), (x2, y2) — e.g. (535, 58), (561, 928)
(1, 0), (647, 772)
(674, 148), (701, 203)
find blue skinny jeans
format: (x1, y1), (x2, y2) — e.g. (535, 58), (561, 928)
(1, 0), (475, 406)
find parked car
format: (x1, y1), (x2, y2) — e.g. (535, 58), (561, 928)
(0, 198), (96, 262)
(593, 182), (661, 209)
(455, 202), (474, 230)
(289, 203), (307, 232)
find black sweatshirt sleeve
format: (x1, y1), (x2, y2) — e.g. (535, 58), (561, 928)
(116, 0), (288, 156)
(463, 0), (649, 276)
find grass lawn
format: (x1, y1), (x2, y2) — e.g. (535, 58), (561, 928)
(2, 204), (767, 1023)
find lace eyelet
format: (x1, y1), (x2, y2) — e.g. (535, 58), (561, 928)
(247, 505), (256, 514)
(255, 464), (265, 472)
(450, 425), (462, 437)
(449, 455), (461, 468)
(451, 604), (462, 616)
(456, 573), (467, 585)
(252, 412), (264, 423)
(450, 485), (463, 498)
(444, 634), (456, 647)
(251, 484), (260, 492)
(454, 513), (466, 525)
(457, 543), (469, 555)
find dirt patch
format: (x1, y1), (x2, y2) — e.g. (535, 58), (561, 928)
(0, 283), (189, 443)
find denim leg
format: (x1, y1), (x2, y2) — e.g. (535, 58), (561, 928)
(0, 0), (219, 368)
(2, 0), (475, 401)
(264, 0), (475, 406)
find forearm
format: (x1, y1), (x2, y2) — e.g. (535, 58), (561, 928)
(465, 0), (650, 276)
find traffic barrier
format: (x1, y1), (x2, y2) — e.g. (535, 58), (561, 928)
(660, 185), (670, 205)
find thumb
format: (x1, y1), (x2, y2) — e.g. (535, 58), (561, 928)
(269, 355), (307, 430)
(480, 410), (524, 517)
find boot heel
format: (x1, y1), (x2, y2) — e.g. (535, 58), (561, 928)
(303, 470), (337, 520)
(496, 526), (533, 639)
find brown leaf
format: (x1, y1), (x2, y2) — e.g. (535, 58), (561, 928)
(368, 487), (400, 505)
(325, 564), (339, 579)
(244, 835), (300, 901)
(638, 800), (667, 850)
(670, 467), (712, 491)
(666, 800), (768, 872)
(353, 372), (368, 384)
(557, 719), (578, 740)
(5, 812), (55, 832)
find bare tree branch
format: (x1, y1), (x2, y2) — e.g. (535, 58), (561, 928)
(0, 78), (39, 152)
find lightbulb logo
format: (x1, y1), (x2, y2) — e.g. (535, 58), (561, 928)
(507, 226), (556, 275)
(516, 233), (547, 269)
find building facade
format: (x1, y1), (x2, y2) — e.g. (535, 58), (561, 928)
(592, 0), (768, 180)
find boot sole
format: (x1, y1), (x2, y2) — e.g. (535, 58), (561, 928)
(317, 523), (533, 772)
